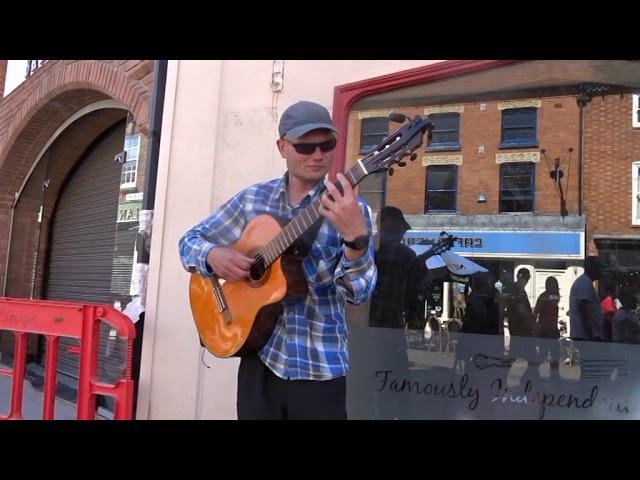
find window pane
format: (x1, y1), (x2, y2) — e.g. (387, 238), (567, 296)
(361, 117), (388, 151)
(426, 166), (456, 212)
(502, 163), (533, 175)
(503, 108), (536, 127)
(427, 191), (456, 211)
(500, 198), (533, 212)
(500, 162), (534, 212)
(124, 134), (140, 161)
(431, 130), (459, 144)
(503, 127), (535, 142)
(431, 113), (459, 130)
(502, 108), (536, 144)
(428, 166), (456, 190)
(502, 175), (533, 190)
(428, 113), (460, 147)
(121, 161), (137, 185)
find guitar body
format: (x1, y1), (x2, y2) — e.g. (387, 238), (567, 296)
(189, 215), (287, 357)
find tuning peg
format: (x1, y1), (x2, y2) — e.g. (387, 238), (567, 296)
(410, 153), (417, 161)
(398, 161), (407, 167)
(388, 167), (394, 176)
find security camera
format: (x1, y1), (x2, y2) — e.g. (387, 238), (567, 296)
(114, 151), (127, 164)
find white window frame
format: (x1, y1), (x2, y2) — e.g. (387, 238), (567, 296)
(632, 162), (640, 225)
(633, 94), (640, 128)
(120, 133), (140, 189)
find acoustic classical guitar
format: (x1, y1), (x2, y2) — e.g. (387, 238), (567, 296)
(189, 113), (434, 357)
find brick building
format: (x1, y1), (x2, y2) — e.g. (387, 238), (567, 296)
(346, 79), (640, 323)
(583, 93), (640, 290)
(0, 60), (155, 410)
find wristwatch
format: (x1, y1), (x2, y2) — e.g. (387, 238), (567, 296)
(342, 234), (370, 251)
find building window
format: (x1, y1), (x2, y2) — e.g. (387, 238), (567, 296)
(632, 162), (640, 225)
(633, 94), (640, 128)
(426, 112), (461, 151)
(120, 134), (140, 189)
(358, 172), (386, 212)
(425, 165), (457, 213)
(500, 162), (535, 213)
(499, 107), (538, 148)
(360, 117), (388, 153)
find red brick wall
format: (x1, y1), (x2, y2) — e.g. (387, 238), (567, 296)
(348, 96), (580, 216)
(583, 94), (640, 254)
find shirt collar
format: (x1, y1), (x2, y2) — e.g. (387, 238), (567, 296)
(275, 172), (325, 208)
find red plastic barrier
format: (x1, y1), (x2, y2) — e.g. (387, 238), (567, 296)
(0, 297), (136, 420)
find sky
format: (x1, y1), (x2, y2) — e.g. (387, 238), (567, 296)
(3, 60), (28, 97)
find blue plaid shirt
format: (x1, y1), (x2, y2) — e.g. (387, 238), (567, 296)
(179, 173), (377, 380)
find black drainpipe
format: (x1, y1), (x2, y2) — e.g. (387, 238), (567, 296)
(136, 60), (167, 282)
(142, 60), (167, 215)
(131, 60), (167, 417)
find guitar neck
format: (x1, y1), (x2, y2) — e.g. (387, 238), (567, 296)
(416, 237), (455, 263)
(259, 162), (369, 265)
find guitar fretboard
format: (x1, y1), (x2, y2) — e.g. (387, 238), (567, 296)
(258, 162), (368, 266)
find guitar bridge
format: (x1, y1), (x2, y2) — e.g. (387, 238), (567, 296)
(210, 276), (231, 324)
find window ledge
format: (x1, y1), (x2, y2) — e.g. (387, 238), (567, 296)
(426, 144), (462, 153)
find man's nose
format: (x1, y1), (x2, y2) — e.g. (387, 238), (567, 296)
(309, 146), (324, 158)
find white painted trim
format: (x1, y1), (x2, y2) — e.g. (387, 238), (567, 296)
(498, 99), (541, 110)
(423, 104), (464, 115)
(633, 94), (640, 128)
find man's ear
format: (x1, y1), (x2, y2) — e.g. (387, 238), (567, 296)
(276, 138), (287, 158)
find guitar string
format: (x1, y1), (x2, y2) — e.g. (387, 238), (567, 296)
(258, 165), (366, 268)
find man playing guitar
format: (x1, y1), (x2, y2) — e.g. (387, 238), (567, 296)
(179, 100), (377, 419)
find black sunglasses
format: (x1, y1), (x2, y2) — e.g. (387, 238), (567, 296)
(287, 137), (337, 155)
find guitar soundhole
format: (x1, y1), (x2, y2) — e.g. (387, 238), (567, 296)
(250, 255), (267, 282)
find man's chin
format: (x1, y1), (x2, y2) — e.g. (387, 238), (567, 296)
(305, 171), (328, 182)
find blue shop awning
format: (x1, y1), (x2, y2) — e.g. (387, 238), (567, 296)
(405, 229), (584, 259)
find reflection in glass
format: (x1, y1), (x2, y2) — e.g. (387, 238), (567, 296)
(345, 61), (640, 420)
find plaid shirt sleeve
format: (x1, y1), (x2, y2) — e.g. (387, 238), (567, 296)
(333, 200), (377, 305)
(178, 190), (248, 277)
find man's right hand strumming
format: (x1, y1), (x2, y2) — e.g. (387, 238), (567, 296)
(207, 247), (254, 281)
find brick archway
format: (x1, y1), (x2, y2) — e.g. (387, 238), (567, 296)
(0, 60), (155, 293)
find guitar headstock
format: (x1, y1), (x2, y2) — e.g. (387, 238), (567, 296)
(360, 113), (434, 176)
(415, 231), (458, 261)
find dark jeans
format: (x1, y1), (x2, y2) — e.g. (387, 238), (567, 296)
(237, 355), (347, 420)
